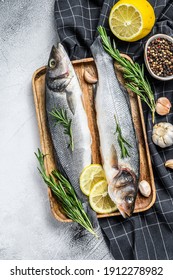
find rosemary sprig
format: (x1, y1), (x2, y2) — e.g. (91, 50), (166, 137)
(50, 108), (74, 151)
(35, 149), (96, 236)
(98, 26), (156, 123)
(114, 115), (132, 158)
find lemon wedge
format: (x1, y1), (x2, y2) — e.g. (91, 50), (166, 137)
(80, 164), (106, 196)
(109, 0), (155, 42)
(89, 180), (117, 214)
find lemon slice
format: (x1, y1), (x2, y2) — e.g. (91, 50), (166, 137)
(89, 180), (117, 214)
(80, 164), (106, 196)
(109, 0), (155, 42)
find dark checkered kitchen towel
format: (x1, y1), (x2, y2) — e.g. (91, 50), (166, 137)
(54, 0), (173, 259)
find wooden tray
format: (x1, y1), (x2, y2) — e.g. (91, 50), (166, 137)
(32, 57), (156, 222)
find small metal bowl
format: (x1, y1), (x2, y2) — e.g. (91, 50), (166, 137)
(144, 34), (173, 81)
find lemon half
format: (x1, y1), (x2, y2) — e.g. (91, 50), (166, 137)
(79, 164), (106, 196)
(109, 0), (155, 42)
(89, 180), (117, 214)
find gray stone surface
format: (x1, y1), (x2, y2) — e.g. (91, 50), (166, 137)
(0, 0), (75, 260)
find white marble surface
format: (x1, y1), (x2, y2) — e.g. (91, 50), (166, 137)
(0, 0), (78, 260)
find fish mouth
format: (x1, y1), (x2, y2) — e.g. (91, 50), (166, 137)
(57, 71), (70, 79)
(50, 71), (70, 80)
(118, 205), (133, 218)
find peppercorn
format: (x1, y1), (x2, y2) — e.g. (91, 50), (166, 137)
(147, 38), (173, 77)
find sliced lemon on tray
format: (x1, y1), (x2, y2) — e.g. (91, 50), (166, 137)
(89, 180), (117, 214)
(80, 164), (106, 196)
(109, 0), (155, 42)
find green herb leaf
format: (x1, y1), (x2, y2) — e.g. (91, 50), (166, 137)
(35, 149), (97, 236)
(98, 26), (156, 123)
(50, 108), (74, 151)
(114, 115), (132, 158)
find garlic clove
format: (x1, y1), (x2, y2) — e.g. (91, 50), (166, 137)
(167, 128), (173, 135)
(83, 70), (98, 84)
(155, 97), (171, 116)
(139, 180), (151, 197)
(165, 159), (173, 169)
(166, 130), (173, 141)
(157, 137), (166, 148)
(165, 122), (173, 130)
(156, 126), (165, 136)
(152, 133), (159, 145)
(163, 135), (173, 146)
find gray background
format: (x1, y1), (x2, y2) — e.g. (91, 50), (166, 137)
(0, 0), (76, 259)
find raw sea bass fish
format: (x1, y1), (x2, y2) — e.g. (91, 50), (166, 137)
(45, 43), (113, 260)
(46, 44), (90, 203)
(91, 37), (139, 218)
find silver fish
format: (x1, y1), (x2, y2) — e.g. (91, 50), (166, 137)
(45, 43), (113, 259)
(46, 44), (92, 202)
(90, 37), (139, 218)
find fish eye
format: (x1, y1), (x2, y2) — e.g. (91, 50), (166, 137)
(125, 196), (134, 204)
(49, 58), (56, 68)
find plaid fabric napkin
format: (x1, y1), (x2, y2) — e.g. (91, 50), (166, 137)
(54, 0), (173, 259)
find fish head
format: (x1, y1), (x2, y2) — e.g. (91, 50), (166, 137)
(108, 168), (138, 218)
(46, 44), (73, 91)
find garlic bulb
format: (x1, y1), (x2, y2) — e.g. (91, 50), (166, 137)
(152, 122), (173, 148)
(139, 180), (151, 197)
(155, 97), (171, 116)
(165, 159), (173, 169)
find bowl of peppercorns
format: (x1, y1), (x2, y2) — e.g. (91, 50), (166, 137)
(144, 34), (173, 81)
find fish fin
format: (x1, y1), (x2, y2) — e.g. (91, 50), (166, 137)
(66, 91), (76, 115)
(110, 145), (118, 169)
